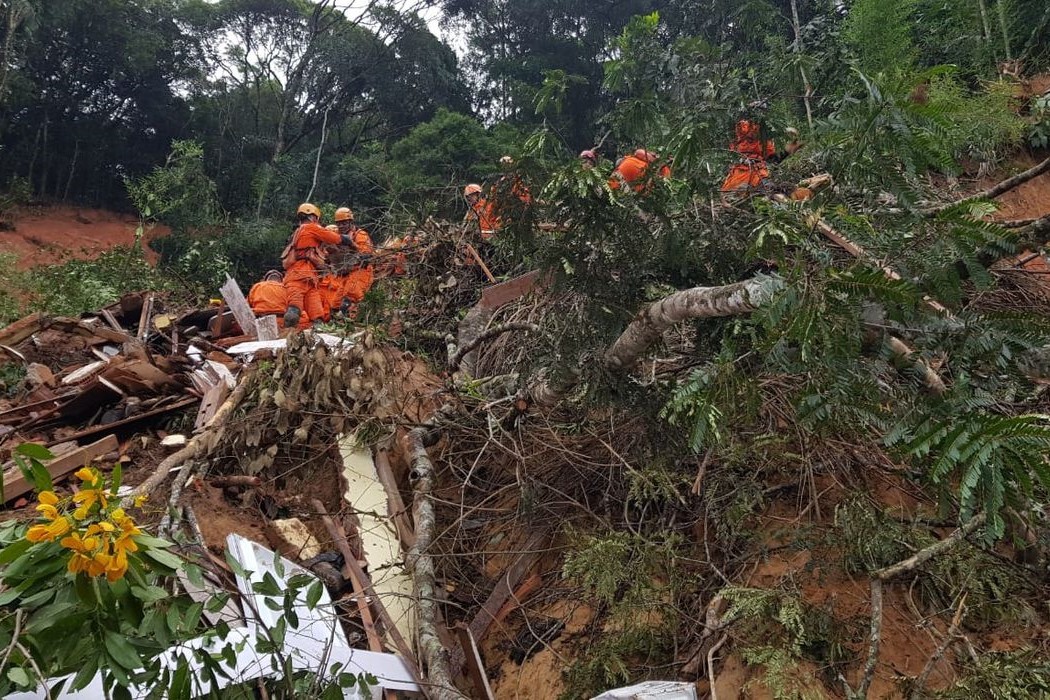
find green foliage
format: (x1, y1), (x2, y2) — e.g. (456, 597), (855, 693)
(843, 0), (918, 74)
(925, 650), (1050, 699)
(722, 586), (848, 697)
(28, 247), (174, 317)
(1028, 93), (1050, 149)
(832, 499), (1037, 629)
(125, 141), (222, 232)
(0, 252), (28, 325)
(0, 363), (26, 399)
(560, 531), (684, 698)
(889, 410), (1050, 540)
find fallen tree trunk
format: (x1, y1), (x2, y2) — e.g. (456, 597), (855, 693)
(406, 414), (467, 700)
(922, 155), (1050, 216)
(126, 373), (251, 505)
(604, 276), (785, 371)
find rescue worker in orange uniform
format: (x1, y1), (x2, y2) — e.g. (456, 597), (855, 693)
(463, 183), (500, 240)
(334, 206), (375, 306)
(316, 225), (346, 322)
(247, 270), (289, 320)
(282, 203), (357, 329)
(720, 120), (777, 193)
(609, 149), (671, 192)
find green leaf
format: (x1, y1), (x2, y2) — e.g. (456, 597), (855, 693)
(252, 572), (281, 596)
(7, 667), (30, 687)
(132, 535), (175, 550)
(306, 581), (323, 610)
(141, 548), (183, 571)
(0, 538), (33, 565)
(104, 630), (142, 670)
(15, 443), (53, 461)
(205, 592), (230, 613)
(130, 586), (169, 603)
(69, 652), (99, 690)
(111, 462), (123, 495)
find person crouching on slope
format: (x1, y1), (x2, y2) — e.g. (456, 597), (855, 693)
(248, 270), (289, 323)
(334, 207), (375, 307)
(609, 149), (671, 193)
(281, 203), (358, 329)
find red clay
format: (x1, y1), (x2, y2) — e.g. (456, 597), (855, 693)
(0, 205), (166, 269)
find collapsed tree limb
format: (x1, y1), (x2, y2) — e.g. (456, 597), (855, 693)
(406, 412), (468, 700)
(863, 330), (946, 396)
(126, 373), (252, 506)
(449, 322), (539, 373)
(605, 276), (785, 372)
(852, 514), (985, 699)
(874, 513), (986, 581)
(922, 155), (1050, 216)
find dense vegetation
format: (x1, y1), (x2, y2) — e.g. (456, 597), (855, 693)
(3, 0), (1050, 697)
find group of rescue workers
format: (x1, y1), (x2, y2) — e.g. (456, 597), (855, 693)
(245, 119), (799, 330)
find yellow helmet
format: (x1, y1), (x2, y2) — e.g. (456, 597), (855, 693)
(334, 207), (354, 222)
(296, 202), (321, 218)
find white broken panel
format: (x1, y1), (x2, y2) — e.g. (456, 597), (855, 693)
(591, 681), (698, 700)
(225, 333), (352, 357)
(226, 534), (418, 694)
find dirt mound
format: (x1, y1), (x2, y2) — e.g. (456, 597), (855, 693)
(0, 205), (167, 269)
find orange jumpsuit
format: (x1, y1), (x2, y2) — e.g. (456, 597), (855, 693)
(467, 198), (501, 240)
(283, 222), (343, 327)
(247, 280), (289, 317)
(721, 121), (776, 192)
(342, 228), (375, 302)
(609, 156), (671, 192)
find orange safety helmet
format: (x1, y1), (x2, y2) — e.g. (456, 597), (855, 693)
(634, 148), (658, 162)
(264, 269), (283, 282)
(296, 202), (321, 218)
(334, 207), (354, 222)
(463, 183), (483, 197)
(736, 120), (759, 139)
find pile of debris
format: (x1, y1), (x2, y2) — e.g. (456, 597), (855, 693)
(0, 279), (295, 506)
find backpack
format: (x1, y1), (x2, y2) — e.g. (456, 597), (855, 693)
(280, 227), (326, 271)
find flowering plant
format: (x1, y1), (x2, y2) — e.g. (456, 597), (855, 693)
(0, 443), (197, 696)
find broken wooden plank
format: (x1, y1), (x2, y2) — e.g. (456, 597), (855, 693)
(374, 448), (416, 550)
(3, 434), (119, 503)
(256, 314), (279, 342)
(311, 499), (421, 672)
(219, 276), (258, 339)
(47, 396), (198, 445)
(100, 309), (124, 333)
(311, 499), (384, 654)
(62, 360), (108, 385)
(479, 269), (547, 310)
(194, 381), (230, 432)
(0, 312), (46, 347)
(455, 622), (496, 700)
(467, 528), (549, 643)
(137, 293), (154, 342)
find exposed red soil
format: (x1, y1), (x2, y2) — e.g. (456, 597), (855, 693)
(0, 205), (167, 269)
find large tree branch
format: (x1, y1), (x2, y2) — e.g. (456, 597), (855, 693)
(604, 276), (785, 371)
(406, 416), (468, 700)
(922, 155), (1050, 216)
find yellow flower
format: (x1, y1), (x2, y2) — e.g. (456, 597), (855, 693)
(72, 488), (107, 519)
(60, 532), (99, 554)
(133, 495), (147, 508)
(27, 517), (71, 543)
(103, 548), (128, 582)
(74, 467), (99, 484)
(34, 491), (61, 520)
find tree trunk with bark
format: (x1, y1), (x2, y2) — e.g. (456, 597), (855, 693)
(604, 276), (785, 371)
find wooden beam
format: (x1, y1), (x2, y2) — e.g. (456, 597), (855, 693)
(219, 276), (259, 338)
(468, 530), (548, 642)
(0, 312), (46, 348)
(454, 623), (495, 700)
(256, 315), (279, 342)
(373, 449), (416, 550)
(44, 396), (198, 445)
(3, 434), (119, 503)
